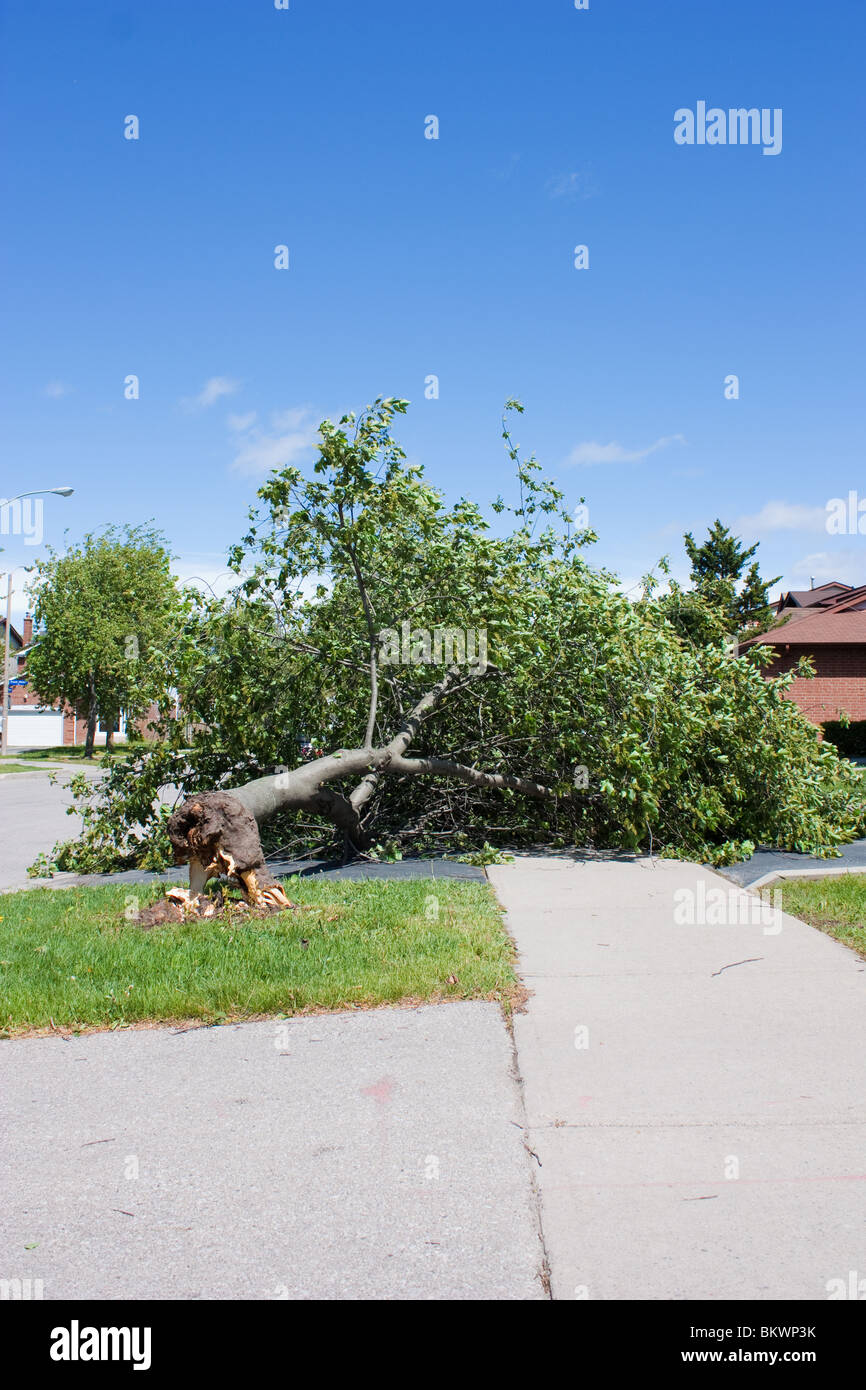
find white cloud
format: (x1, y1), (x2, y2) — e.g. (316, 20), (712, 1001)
(173, 554), (327, 607)
(269, 407), (313, 432)
(227, 411), (257, 432)
(183, 377), (240, 411)
(787, 551), (864, 584)
(670, 466), (705, 479)
(493, 152), (521, 182)
(173, 556), (241, 600)
(546, 166), (599, 200)
(564, 433), (685, 467)
(43, 381), (71, 398)
(735, 501), (828, 534)
(612, 566), (691, 601)
(230, 407), (319, 477)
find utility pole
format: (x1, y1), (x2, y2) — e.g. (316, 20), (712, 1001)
(1, 571), (11, 756)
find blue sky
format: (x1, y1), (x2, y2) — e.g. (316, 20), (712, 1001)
(2, 0), (865, 623)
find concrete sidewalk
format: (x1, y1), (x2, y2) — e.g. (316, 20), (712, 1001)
(488, 855), (866, 1301)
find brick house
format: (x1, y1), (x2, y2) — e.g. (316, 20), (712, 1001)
(742, 581), (866, 725)
(2, 614), (80, 745)
(2, 613), (158, 748)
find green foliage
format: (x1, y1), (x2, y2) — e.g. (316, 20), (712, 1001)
(35, 401), (866, 874)
(456, 843), (516, 866)
(25, 524), (186, 745)
(661, 519), (780, 645)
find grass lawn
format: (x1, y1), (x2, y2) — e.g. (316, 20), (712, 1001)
(0, 877), (519, 1037)
(10, 746), (132, 765)
(761, 874), (866, 959)
(0, 763), (47, 774)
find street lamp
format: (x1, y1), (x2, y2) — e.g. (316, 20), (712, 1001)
(1, 487), (75, 756)
(0, 486), (74, 501)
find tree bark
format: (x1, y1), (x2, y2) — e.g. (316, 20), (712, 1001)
(84, 679), (98, 760)
(166, 661), (579, 908)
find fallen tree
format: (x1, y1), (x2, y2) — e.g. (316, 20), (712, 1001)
(166, 659), (584, 906)
(33, 398), (866, 889)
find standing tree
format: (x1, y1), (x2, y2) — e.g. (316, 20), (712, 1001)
(26, 524), (183, 758)
(662, 520), (780, 646)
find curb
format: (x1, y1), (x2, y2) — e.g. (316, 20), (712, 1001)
(745, 864), (866, 894)
(0, 770), (65, 782)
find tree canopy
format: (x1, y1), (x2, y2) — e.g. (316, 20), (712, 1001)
(26, 524), (183, 757)
(32, 401), (866, 878)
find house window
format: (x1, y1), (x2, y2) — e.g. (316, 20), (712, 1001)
(98, 718), (120, 733)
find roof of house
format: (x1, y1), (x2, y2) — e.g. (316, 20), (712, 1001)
(0, 619), (24, 648)
(745, 609), (866, 647)
(775, 581), (852, 610)
(817, 583), (866, 612)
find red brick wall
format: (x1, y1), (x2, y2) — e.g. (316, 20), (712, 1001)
(761, 644), (866, 723)
(133, 703), (161, 740)
(11, 624), (79, 741)
(10, 642), (29, 706)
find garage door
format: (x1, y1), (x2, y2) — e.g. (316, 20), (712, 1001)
(5, 709), (65, 748)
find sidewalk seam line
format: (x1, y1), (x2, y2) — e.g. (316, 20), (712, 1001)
(487, 868), (553, 1300)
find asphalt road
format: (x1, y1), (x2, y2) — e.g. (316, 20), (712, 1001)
(0, 771), (487, 891)
(0, 768), (87, 890)
(0, 1003), (546, 1300)
(718, 838), (866, 888)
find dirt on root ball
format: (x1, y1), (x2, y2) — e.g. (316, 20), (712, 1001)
(135, 889), (301, 930)
(136, 898), (187, 929)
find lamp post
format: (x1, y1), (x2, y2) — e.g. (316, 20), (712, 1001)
(1, 487), (74, 756)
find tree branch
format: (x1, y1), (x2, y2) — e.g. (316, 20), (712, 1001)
(349, 662), (496, 813)
(337, 500), (379, 748)
(219, 661), (508, 856)
(388, 754), (563, 802)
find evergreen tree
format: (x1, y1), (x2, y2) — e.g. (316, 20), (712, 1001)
(663, 521), (780, 646)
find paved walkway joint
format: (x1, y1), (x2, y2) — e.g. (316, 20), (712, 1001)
(489, 855), (866, 1301)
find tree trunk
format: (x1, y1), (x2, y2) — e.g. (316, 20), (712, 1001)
(84, 681), (98, 760)
(164, 663), (581, 911)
